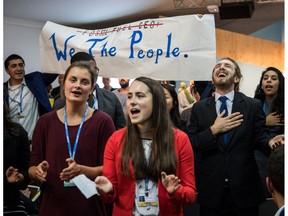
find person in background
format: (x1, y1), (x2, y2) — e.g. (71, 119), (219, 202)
(194, 81), (214, 100)
(179, 80), (200, 125)
(53, 52), (126, 130)
(160, 80), (176, 89)
(4, 54), (58, 141)
(51, 74), (65, 101)
(4, 102), (31, 215)
(189, 80), (201, 102)
(266, 145), (284, 216)
(254, 66), (284, 198)
(161, 83), (187, 132)
(46, 84), (54, 108)
(113, 78), (130, 117)
(102, 77), (116, 91)
(187, 57), (284, 216)
(28, 61), (116, 216)
(95, 77), (196, 215)
(178, 81), (196, 114)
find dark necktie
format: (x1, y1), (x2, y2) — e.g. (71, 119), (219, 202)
(219, 96), (228, 143)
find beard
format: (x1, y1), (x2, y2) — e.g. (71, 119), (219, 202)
(212, 76), (234, 89)
(120, 82), (129, 89)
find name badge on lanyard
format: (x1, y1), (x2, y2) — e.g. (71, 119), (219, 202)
(138, 178), (158, 207)
(63, 104), (88, 187)
(9, 84), (25, 118)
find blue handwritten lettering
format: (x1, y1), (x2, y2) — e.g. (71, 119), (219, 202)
(99, 42), (116, 57)
(87, 37), (107, 54)
(129, 31), (142, 58)
(87, 37), (117, 57)
(50, 33), (76, 61)
(129, 31), (179, 64)
(166, 33), (179, 58)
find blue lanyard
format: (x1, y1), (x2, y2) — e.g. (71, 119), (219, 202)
(64, 104), (88, 159)
(9, 84), (24, 113)
(145, 178), (149, 196)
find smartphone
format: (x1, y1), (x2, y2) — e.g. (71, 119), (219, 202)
(27, 185), (41, 202)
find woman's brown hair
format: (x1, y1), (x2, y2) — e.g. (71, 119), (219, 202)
(120, 77), (177, 181)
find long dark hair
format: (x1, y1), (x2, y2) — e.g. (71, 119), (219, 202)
(121, 77), (177, 181)
(254, 67), (284, 121)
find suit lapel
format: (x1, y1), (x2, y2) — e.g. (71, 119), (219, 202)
(225, 92), (245, 146)
(206, 97), (228, 150)
(206, 97), (218, 125)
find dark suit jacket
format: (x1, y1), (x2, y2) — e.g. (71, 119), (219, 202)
(188, 92), (270, 208)
(4, 72), (58, 116)
(96, 86), (126, 130)
(53, 85), (126, 130)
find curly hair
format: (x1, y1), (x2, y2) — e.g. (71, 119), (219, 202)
(254, 67), (284, 121)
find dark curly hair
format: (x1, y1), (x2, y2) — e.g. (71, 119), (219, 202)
(254, 67), (284, 121)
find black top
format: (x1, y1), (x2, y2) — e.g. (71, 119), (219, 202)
(4, 123), (30, 208)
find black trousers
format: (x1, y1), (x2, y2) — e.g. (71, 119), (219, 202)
(200, 187), (259, 216)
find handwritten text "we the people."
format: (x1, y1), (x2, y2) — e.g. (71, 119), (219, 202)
(50, 30), (180, 64)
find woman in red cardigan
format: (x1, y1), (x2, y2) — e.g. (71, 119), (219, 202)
(95, 76), (196, 216)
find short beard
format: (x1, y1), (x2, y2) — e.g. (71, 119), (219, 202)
(213, 76), (234, 89)
(120, 83), (129, 89)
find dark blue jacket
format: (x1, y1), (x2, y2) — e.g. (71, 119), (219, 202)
(4, 71), (58, 116)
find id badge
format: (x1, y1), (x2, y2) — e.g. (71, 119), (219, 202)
(64, 180), (76, 187)
(17, 114), (25, 119)
(137, 192), (158, 207)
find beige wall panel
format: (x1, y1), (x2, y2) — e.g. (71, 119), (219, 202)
(216, 29), (284, 70)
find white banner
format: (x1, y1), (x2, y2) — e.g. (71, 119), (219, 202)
(40, 14), (216, 81)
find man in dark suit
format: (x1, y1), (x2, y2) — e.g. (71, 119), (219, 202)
(187, 57), (284, 216)
(4, 54), (58, 141)
(266, 145), (284, 216)
(53, 52), (126, 130)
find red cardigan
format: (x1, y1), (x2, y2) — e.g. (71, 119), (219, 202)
(101, 128), (196, 216)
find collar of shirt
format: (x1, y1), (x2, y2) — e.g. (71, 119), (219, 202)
(215, 91), (235, 116)
(275, 206), (284, 216)
(214, 91), (234, 103)
(93, 87), (97, 98)
(8, 78), (26, 90)
(93, 88), (98, 109)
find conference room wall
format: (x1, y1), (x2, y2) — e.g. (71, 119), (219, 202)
(4, 16), (268, 97)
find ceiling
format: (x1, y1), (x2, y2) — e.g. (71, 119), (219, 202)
(4, 0), (284, 35)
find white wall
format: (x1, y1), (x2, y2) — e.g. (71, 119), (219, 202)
(4, 17), (44, 81)
(3, 17), (122, 89)
(3, 16), (266, 97)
